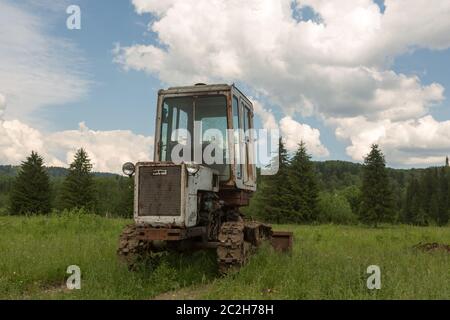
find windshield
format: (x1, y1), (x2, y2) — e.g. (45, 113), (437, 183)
(160, 95), (230, 180)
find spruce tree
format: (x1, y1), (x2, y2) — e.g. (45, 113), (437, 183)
(359, 144), (395, 226)
(258, 138), (291, 223)
(60, 148), (97, 211)
(9, 151), (51, 215)
(287, 141), (319, 222)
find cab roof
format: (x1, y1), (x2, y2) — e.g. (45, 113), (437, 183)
(158, 83), (253, 110)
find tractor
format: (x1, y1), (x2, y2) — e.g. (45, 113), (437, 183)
(117, 83), (292, 274)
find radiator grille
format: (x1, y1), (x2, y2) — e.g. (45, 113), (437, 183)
(138, 165), (182, 216)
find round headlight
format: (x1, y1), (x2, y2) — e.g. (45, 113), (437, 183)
(122, 162), (135, 176)
(185, 162), (200, 175)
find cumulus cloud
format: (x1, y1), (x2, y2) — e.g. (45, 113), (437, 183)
(280, 116), (329, 157)
(332, 115), (450, 166)
(0, 1), (90, 121)
(0, 120), (154, 174)
(116, 0), (450, 166)
(253, 98), (328, 157)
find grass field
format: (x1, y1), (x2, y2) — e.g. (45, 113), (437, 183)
(0, 213), (449, 299)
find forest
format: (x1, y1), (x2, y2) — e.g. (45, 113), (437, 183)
(0, 150), (133, 218)
(0, 143), (449, 227)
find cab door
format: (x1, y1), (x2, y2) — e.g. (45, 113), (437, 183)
(242, 102), (255, 185)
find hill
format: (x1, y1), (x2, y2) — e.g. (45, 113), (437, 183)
(0, 165), (118, 178)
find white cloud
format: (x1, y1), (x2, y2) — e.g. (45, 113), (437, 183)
(132, 0), (178, 16)
(331, 115), (450, 166)
(0, 119), (46, 166)
(116, 0), (450, 166)
(280, 116), (329, 157)
(0, 1), (90, 121)
(252, 98), (329, 157)
(0, 93), (6, 119)
(252, 99), (278, 131)
(0, 120), (154, 174)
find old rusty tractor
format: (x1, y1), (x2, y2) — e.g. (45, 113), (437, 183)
(118, 83), (292, 274)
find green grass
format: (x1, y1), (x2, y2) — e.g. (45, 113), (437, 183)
(0, 214), (448, 299)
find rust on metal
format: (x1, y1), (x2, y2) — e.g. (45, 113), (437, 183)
(133, 225), (206, 241)
(218, 189), (252, 207)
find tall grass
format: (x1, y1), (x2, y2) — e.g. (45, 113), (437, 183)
(0, 213), (448, 299)
(204, 224), (450, 299)
(0, 211), (216, 299)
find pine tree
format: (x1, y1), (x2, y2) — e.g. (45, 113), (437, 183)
(446, 156), (449, 167)
(60, 148), (97, 211)
(9, 151), (51, 215)
(359, 144), (395, 226)
(287, 141), (319, 222)
(258, 138), (292, 223)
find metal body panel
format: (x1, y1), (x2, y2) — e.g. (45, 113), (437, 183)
(134, 162), (219, 228)
(135, 226), (206, 241)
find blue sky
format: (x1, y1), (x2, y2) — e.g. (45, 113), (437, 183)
(38, 0), (160, 136)
(1, 0), (450, 172)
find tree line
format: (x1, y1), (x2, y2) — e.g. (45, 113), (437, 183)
(1, 143), (449, 227)
(1, 149), (133, 217)
(244, 140), (449, 227)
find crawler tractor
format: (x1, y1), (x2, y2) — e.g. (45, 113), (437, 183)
(118, 84), (292, 274)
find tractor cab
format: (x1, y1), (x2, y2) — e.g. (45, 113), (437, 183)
(154, 83), (256, 192)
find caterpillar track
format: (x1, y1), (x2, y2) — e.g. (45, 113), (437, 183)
(118, 220), (274, 274)
(117, 224), (154, 270)
(217, 219), (272, 275)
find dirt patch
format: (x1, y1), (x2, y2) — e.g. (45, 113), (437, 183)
(152, 284), (212, 300)
(414, 242), (450, 253)
(42, 283), (71, 296)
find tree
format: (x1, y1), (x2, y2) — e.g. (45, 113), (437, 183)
(258, 138), (292, 223)
(404, 176), (427, 226)
(60, 148), (97, 211)
(437, 166), (449, 226)
(114, 176), (134, 218)
(9, 151), (51, 215)
(317, 192), (357, 224)
(287, 141), (319, 222)
(359, 144), (395, 226)
(446, 156), (449, 167)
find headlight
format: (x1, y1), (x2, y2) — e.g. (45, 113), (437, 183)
(185, 162), (200, 175)
(122, 162), (135, 176)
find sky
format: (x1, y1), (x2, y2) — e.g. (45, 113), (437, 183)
(1, 0), (450, 173)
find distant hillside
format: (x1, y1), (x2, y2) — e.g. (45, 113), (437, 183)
(0, 165), (118, 178)
(313, 160), (426, 191)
